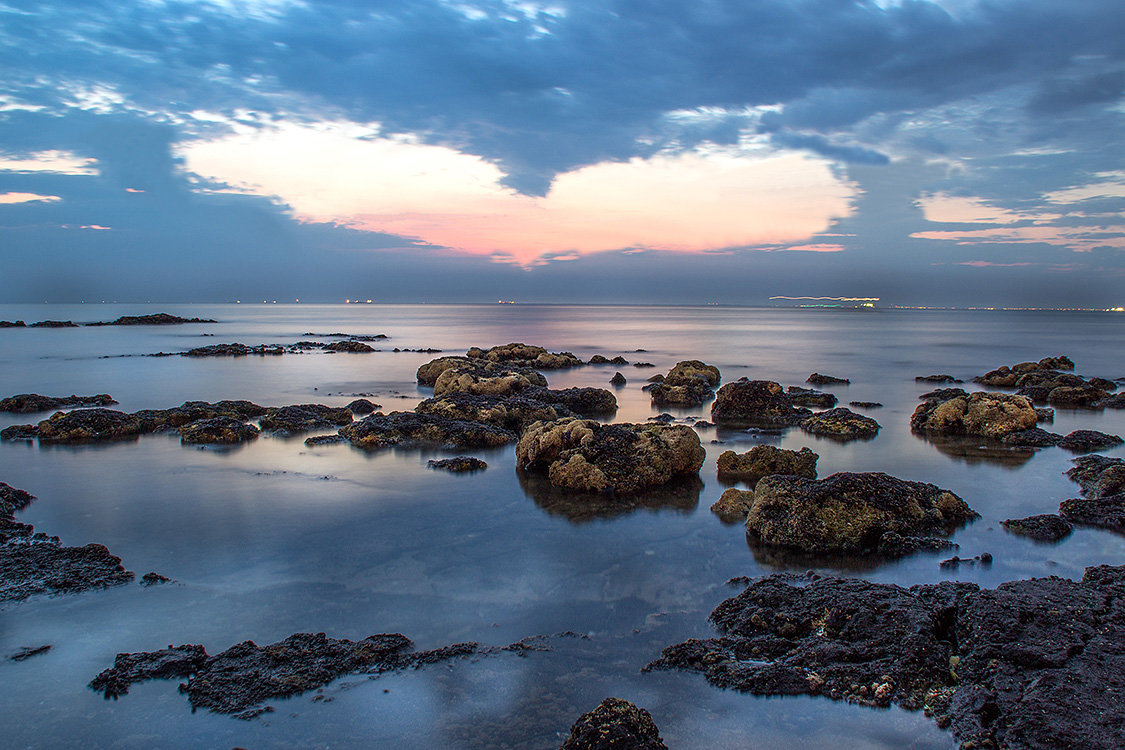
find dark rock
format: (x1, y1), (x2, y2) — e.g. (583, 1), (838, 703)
(785, 386), (837, 409)
(938, 553), (992, 569)
(133, 400), (267, 431)
(745, 472), (976, 556)
(259, 405), (353, 436)
(29, 320), (78, 328)
(999, 427), (1062, 447)
(633, 362), (655, 368)
(717, 445), (818, 483)
(465, 342), (584, 370)
(322, 340), (375, 353)
(1060, 455), (1125, 533)
(711, 380), (811, 427)
(609, 372), (627, 386)
(89, 313), (217, 326)
(141, 572), (172, 586)
(806, 373), (849, 385)
(1094, 394), (1125, 409)
(184, 343), (285, 357)
(588, 355), (629, 366)
(0, 393), (118, 413)
(0, 482), (36, 516)
(1035, 407), (1055, 422)
(0, 320), (26, 328)
(346, 398), (378, 415)
(915, 374), (962, 383)
(524, 386), (617, 417)
(516, 418), (704, 494)
(428, 457), (487, 473)
(35, 408), (146, 443)
(974, 355), (1074, 386)
(911, 391), (1038, 439)
(800, 407), (880, 441)
(1, 424), (39, 440)
(648, 564), (1125, 750)
(693, 420), (713, 428)
(647, 380), (713, 407)
(339, 411), (514, 450)
(179, 417), (259, 444)
(918, 387), (969, 401)
(559, 697), (667, 750)
(303, 332), (388, 340)
(645, 374), (665, 383)
(8, 644), (51, 661)
(89, 644), (209, 697)
(1, 539), (134, 602)
(1057, 429), (1123, 453)
(877, 533), (957, 556)
(1001, 515), (1073, 542)
(848, 401), (883, 408)
(648, 413), (675, 423)
(1065, 455), (1125, 496)
(303, 434), (350, 446)
(415, 392), (574, 432)
(1047, 384), (1110, 407)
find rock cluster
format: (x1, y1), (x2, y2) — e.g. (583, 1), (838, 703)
(974, 355), (1074, 386)
(465, 342), (584, 370)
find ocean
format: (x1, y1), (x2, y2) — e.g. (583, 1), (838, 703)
(1, 303), (1123, 748)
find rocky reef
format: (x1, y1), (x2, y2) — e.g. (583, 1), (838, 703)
(648, 564), (1125, 749)
(559, 697), (667, 749)
(258, 404), (353, 436)
(0, 393), (117, 413)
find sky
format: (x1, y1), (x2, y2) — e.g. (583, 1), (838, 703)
(1, 0), (1123, 306)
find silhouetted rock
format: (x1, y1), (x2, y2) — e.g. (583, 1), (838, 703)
(648, 564), (1125, 750)
(339, 411), (514, 450)
(588, 355), (628, 365)
(8, 645), (50, 661)
(516, 418), (704, 494)
(29, 320), (78, 328)
(711, 380), (811, 426)
(179, 417), (259, 444)
(259, 405), (353, 436)
(849, 401), (883, 408)
(0, 393), (117, 413)
(911, 391), (1038, 439)
(1057, 430), (1123, 453)
(915, 374), (962, 383)
(141, 572), (172, 586)
(1002, 515), (1073, 542)
(717, 445), (818, 483)
(609, 372), (627, 386)
(806, 373), (849, 385)
(427, 457), (487, 473)
(0, 320), (26, 328)
(800, 407), (880, 441)
(323, 340), (376, 353)
(559, 697), (667, 750)
(347, 398), (378, 415)
(88, 313), (216, 326)
(184, 343), (284, 357)
(746, 472), (976, 556)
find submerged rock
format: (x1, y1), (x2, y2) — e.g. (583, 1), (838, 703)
(1001, 515), (1073, 542)
(716, 445), (818, 483)
(849, 401), (883, 408)
(745, 472), (976, 556)
(800, 407), (880, 441)
(415, 391), (574, 432)
(466, 342), (584, 370)
(258, 405), (353, 436)
(516, 418), (704, 494)
(179, 417), (260, 445)
(1057, 429), (1123, 453)
(339, 411), (514, 450)
(0, 393), (117, 413)
(911, 391), (1038, 439)
(648, 564), (1125, 750)
(806, 373), (849, 385)
(711, 381), (811, 426)
(559, 697), (667, 750)
(427, 457), (487, 473)
(35, 408), (146, 443)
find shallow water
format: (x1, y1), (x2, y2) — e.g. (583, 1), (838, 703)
(1, 304), (1122, 748)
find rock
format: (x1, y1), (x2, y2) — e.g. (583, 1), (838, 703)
(559, 697), (667, 750)
(647, 380), (714, 407)
(1035, 407), (1055, 422)
(634, 362), (655, 368)
(415, 392), (574, 431)
(746, 472), (976, 556)
(666, 360), (721, 387)
(322, 340), (376, 353)
(648, 413), (675, 424)
(1095, 394), (1125, 409)
(1057, 429), (1123, 453)
(915, 374), (962, 383)
(0, 320), (26, 328)
(524, 386), (617, 416)
(717, 445), (818, 483)
(711, 381), (811, 426)
(999, 427), (1062, 447)
(806, 373), (849, 385)
(0, 393), (118, 413)
(88, 313), (217, 326)
(911, 391), (1038, 439)
(179, 417), (260, 444)
(347, 398), (378, 415)
(1001, 515), (1073, 542)
(427, 457), (487, 472)
(648, 564), (1125, 750)
(609, 372), (627, 386)
(433, 363), (549, 397)
(303, 434), (349, 446)
(141, 572), (172, 586)
(1060, 455), (1125, 533)
(339, 411), (514, 450)
(516, 418), (704, 494)
(693, 420), (713, 428)
(975, 355), (1074, 386)
(589, 355), (629, 365)
(133, 400), (267, 431)
(465, 343), (584, 370)
(918, 387), (969, 401)
(90, 632), (478, 714)
(184, 343), (285, 357)
(1046, 384), (1110, 407)
(29, 320), (78, 328)
(304, 332), (388, 340)
(800, 408), (880, 441)
(645, 374), (665, 383)
(35, 408), (146, 443)
(0, 424), (38, 441)
(711, 488), (755, 521)
(848, 401), (883, 408)
(0, 482), (36, 517)
(8, 645), (51, 661)
(416, 356), (475, 385)
(258, 405), (353, 436)
(786, 386), (837, 409)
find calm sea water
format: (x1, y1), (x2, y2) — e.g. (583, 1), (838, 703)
(1, 304), (1123, 749)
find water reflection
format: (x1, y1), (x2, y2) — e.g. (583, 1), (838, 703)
(744, 532), (918, 573)
(518, 471), (702, 523)
(913, 432), (1036, 468)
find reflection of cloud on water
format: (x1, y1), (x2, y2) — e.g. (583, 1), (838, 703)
(518, 470), (702, 523)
